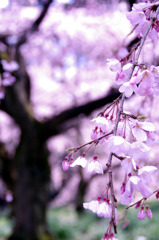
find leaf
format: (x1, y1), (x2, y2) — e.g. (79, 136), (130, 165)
(137, 116), (148, 119)
(66, 148), (74, 151)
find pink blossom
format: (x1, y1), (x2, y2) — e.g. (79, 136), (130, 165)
(129, 165), (157, 198)
(116, 63), (133, 85)
(97, 201), (113, 218)
(127, 2), (159, 39)
(129, 141), (150, 158)
(135, 200), (142, 209)
(62, 159), (70, 171)
(70, 156), (87, 168)
(108, 136), (130, 157)
(122, 63), (133, 79)
(101, 237), (119, 240)
(130, 74), (141, 85)
(107, 59), (121, 73)
(151, 65), (159, 80)
(129, 175), (152, 198)
(130, 120), (155, 142)
(119, 82), (137, 97)
(138, 165), (157, 176)
(120, 165), (155, 203)
(91, 116), (112, 133)
(135, 70), (155, 96)
(120, 179), (134, 205)
(132, 124), (147, 142)
(156, 191), (159, 199)
(121, 157), (137, 174)
(101, 232), (119, 240)
(138, 204), (152, 220)
(126, 3), (146, 26)
(91, 116), (113, 143)
(145, 205), (152, 219)
(87, 159), (103, 174)
(138, 205), (145, 220)
(83, 199), (117, 220)
(83, 200), (100, 213)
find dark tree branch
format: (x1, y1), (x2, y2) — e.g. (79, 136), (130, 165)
(0, 84), (36, 135)
(0, 142), (15, 191)
(41, 88), (120, 140)
(1, 86), (119, 141)
(0, 1), (52, 48)
(16, 0), (53, 47)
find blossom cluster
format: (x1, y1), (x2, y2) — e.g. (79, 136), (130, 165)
(63, 1), (159, 239)
(83, 197), (116, 219)
(0, 59), (18, 99)
(108, 59), (159, 98)
(127, 1), (159, 39)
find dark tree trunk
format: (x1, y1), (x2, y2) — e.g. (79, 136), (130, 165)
(8, 130), (51, 240)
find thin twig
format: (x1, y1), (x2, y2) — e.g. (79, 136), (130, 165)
(75, 131), (113, 152)
(126, 188), (159, 209)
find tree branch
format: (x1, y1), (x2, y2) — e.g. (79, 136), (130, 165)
(16, 0), (53, 47)
(40, 88), (120, 140)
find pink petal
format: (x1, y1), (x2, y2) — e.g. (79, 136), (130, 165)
(140, 122), (155, 131)
(132, 127), (147, 141)
(70, 157), (87, 168)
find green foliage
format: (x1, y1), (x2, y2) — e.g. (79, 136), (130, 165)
(47, 202), (159, 240)
(0, 210), (13, 238)
(1, 202), (159, 239)
(117, 201), (159, 240)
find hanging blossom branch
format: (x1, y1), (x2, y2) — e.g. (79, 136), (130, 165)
(63, 2), (159, 240)
(126, 188), (159, 210)
(105, 4), (159, 235)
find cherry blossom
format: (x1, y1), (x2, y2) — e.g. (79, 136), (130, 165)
(129, 141), (150, 159)
(129, 165), (157, 198)
(135, 69), (155, 96)
(108, 136), (131, 157)
(121, 156), (137, 174)
(130, 119), (155, 142)
(145, 204), (152, 219)
(62, 158), (70, 171)
(137, 204), (152, 220)
(127, 2), (159, 39)
(138, 205), (145, 220)
(116, 63), (133, 85)
(120, 179), (134, 205)
(107, 59), (121, 73)
(126, 4), (146, 26)
(87, 158), (103, 174)
(97, 200), (113, 218)
(156, 191), (159, 199)
(83, 198), (117, 219)
(83, 200), (100, 213)
(64, 1), (159, 237)
(101, 229), (119, 240)
(91, 116), (112, 133)
(121, 165), (157, 205)
(119, 81), (137, 97)
(101, 235), (119, 240)
(70, 156), (87, 168)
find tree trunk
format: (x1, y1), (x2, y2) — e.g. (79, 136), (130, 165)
(8, 129), (51, 240)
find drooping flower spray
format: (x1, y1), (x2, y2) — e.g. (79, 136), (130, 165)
(63, 2), (159, 239)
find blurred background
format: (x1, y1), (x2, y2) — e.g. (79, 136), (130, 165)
(0, 0), (159, 239)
